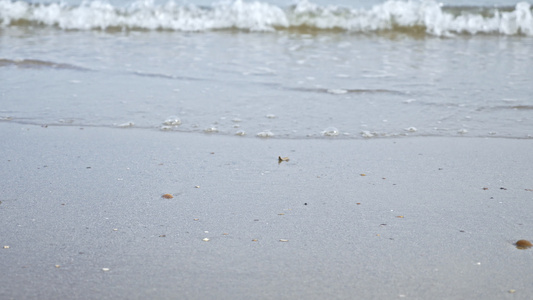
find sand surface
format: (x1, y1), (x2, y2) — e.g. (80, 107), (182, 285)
(1, 122), (532, 299)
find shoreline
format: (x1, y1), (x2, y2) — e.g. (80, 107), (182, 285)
(1, 122), (532, 299)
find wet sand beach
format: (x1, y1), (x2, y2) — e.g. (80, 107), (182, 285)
(1, 122), (532, 299)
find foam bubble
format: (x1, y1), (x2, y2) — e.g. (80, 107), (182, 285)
(361, 131), (375, 138)
(117, 122), (134, 128)
(256, 130), (274, 138)
(322, 127), (340, 136)
(327, 89), (348, 95)
(163, 116), (181, 126)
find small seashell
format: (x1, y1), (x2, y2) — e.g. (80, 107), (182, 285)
(516, 239), (532, 249)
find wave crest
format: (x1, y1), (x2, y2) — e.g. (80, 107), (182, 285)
(0, 0), (532, 36)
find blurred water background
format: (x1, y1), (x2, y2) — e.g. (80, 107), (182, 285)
(1, 0), (532, 139)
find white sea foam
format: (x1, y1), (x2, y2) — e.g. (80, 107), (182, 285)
(0, 0), (531, 36)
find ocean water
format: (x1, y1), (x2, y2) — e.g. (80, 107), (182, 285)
(1, 0), (532, 139)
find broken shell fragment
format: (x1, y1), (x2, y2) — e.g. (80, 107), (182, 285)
(202, 238), (210, 242)
(162, 194), (174, 199)
(278, 156), (289, 162)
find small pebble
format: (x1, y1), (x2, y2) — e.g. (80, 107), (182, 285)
(162, 194), (173, 199)
(102, 268), (110, 272)
(3, 246), (9, 249)
(279, 239), (289, 242)
(203, 238), (210, 242)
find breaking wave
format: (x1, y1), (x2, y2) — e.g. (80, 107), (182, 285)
(1, 0), (532, 36)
